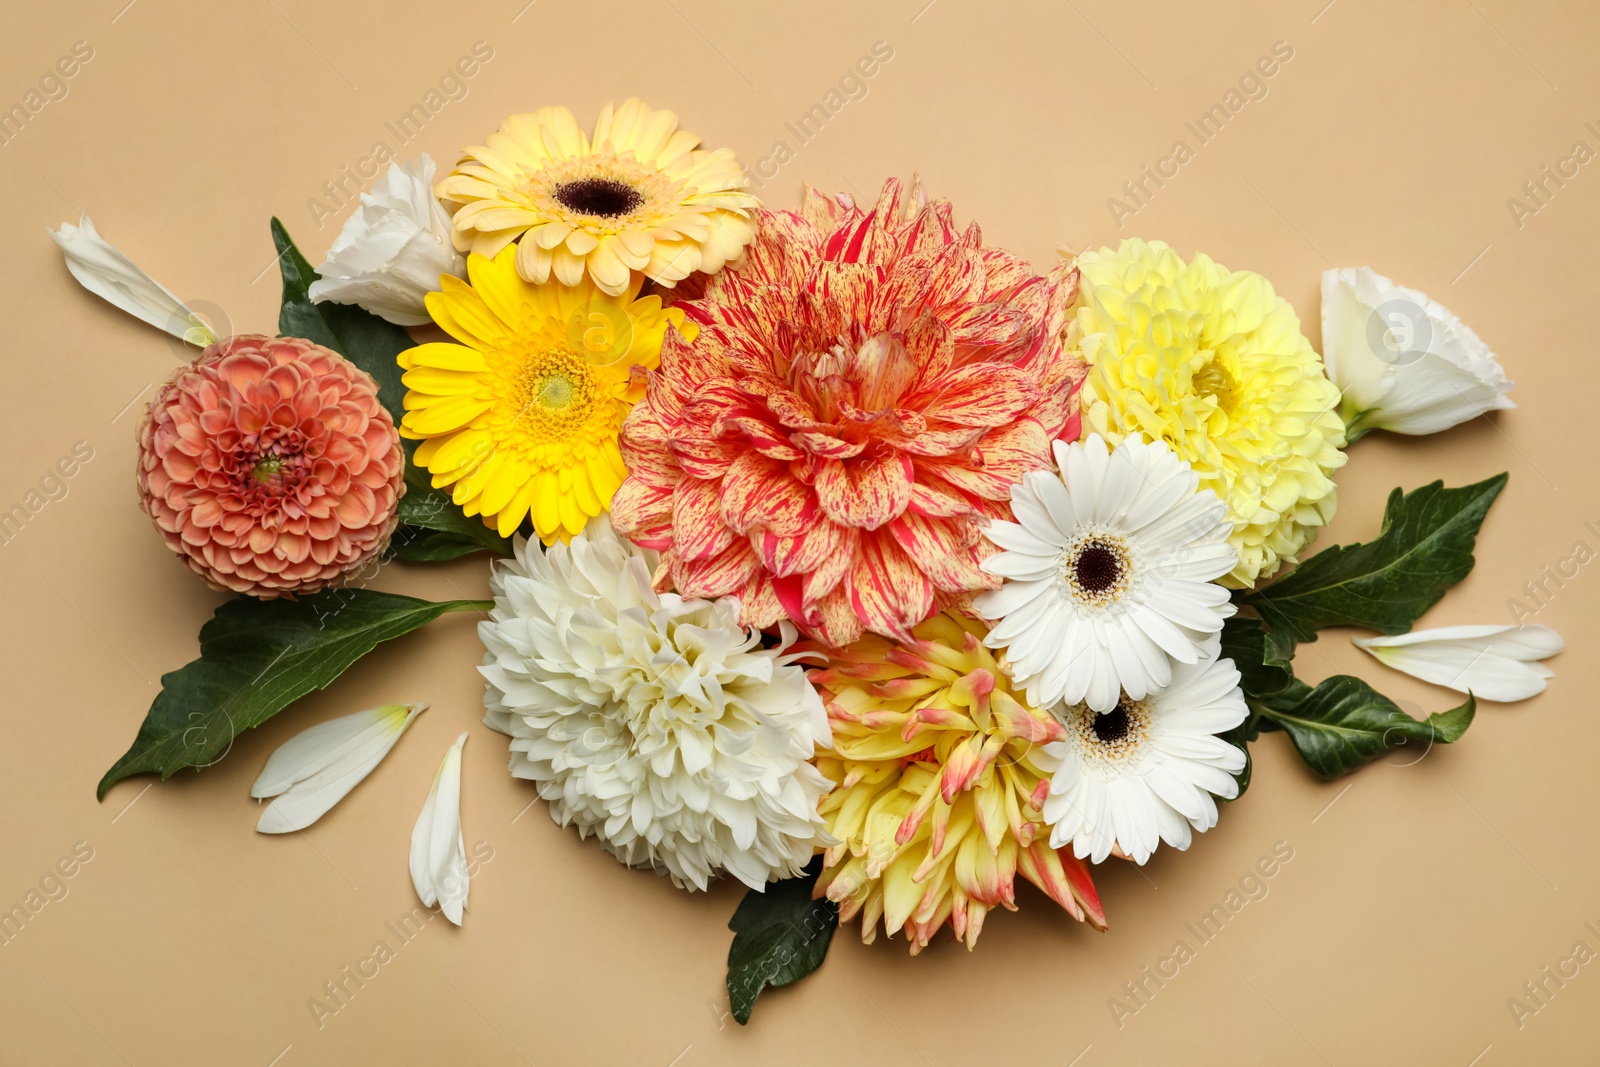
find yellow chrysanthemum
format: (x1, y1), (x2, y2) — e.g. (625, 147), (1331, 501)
(1069, 239), (1347, 586)
(436, 98), (759, 297)
(398, 244), (695, 543)
(812, 613), (1105, 954)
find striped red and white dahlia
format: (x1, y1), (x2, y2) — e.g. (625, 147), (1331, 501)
(612, 178), (1086, 648)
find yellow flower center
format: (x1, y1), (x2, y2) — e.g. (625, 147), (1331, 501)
(506, 347), (598, 440)
(1192, 356), (1238, 414)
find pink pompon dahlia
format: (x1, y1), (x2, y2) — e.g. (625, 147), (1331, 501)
(137, 334), (404, 596)
(612, 178), (1085, 648)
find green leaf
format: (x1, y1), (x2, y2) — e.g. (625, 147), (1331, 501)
(1242, 474), (1508, 657)
(98, 590), (489, 799)
(390, 463), (513, 560)
(1221, 618), (1296, 700)
(1257, 674), (1475, 779)
(271, 217), (410, 427)
(726, 857), (837, 1025)
(270, 218), (511, 560)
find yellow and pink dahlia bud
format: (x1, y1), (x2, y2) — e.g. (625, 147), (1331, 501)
(811, 612), (1106, 953)
(136, 334), (404, 596)
(613, 178), (1086, 649)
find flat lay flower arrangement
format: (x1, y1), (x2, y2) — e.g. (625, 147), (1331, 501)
(54, 98), (1562, 1023)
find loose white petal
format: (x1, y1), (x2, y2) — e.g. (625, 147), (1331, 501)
(49, 215), (217, 345)
(1322, 266), (1513, 437)
(1353, 625), (1563, 702)
(253, 703), (426, 834)
(411, 731), (470, 925)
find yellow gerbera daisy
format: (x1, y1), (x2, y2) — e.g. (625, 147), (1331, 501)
(398, 244), (696, 543)
(436, 98), (759, 297)
(1069, 239), (1348, 586)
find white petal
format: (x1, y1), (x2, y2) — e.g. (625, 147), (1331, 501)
(254, 704), (426, 833)
(1354, 624), (1563, 658)
(411, 731), (470, 925)
(981, 551), (1059, 581)
(1009, 478), (1069, 545)
(1030, 469), (1080, 536)
(1354, 625), (1562, 702)
(49, 215), (217, 345)
(981, 515), (1060, 556)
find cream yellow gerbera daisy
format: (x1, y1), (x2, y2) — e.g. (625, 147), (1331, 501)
(1069, 239), (1347, 586)
(436, 99), (759, 296)
(398, 244), (695, 543)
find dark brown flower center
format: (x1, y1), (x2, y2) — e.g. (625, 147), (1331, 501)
(1074, 543), (1123, 593)
(554, 178), (644, 218)
(1091, 703), (1133, 744)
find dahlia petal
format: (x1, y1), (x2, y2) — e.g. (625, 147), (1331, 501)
(888, 512), (991, 594)
(721, 452), (818, 538)
(671, 477), (734, 561)
(846, 536), (932, 640)
(671, 537), (759, 599)
(906, 481), (978, 520)
(911, 365), (1038, 428)
(815, 454), (914, 530)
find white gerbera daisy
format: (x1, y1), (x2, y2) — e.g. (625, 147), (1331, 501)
(479, 516), (834, 891)
(1043, 647), (1248, 864)
(974, 433), (1237, 713)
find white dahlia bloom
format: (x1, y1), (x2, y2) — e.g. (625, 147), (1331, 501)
(479, 517), (834, 891)
(1044, 643), (1248, 865)
(975, 433), (1237, 713)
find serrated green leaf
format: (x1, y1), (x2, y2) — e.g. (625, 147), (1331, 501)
(726, 857), (837, 1025)
(1258, 674), (1475, 779)
(1242, 474), (1508, 653)
(98, 590), (489, 799)
(270, 218), (511, 560)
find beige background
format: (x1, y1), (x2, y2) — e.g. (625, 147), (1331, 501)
(1, 0), (1596, 1063)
